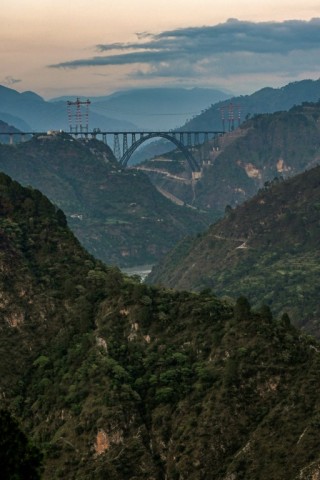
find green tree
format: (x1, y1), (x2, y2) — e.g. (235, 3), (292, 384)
(234, 296), (251, 320)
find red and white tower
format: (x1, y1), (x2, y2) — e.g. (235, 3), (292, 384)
(67, 98), (91, 133)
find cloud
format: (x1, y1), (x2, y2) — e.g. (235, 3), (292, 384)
(3, 76), (22, 85)
(49, 18), (320, 84)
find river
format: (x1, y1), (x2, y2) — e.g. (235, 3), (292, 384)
(121, 264), (153, 282)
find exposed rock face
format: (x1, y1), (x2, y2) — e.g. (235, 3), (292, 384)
(276, 158), (291, 173)
(242, 162), (262, 179)
(94, 430), (109, 455)
(96, 336), (108, 351)
(5, 311), (24, 328)
(93, 427), (124, 457)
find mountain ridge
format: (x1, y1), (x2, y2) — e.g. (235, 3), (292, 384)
(182, 78), (320, 131)
(0, 85), (138, 132)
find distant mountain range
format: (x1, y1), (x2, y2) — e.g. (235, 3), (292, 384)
(0, 85), (137, 132)
(1, 79), (320, 136)
(89, 87), (230, 131)
(50, 87), (231, 131)
(0, 85), (230, 133)
(181, 78), (320, 131)
(148, 163), (320, 337)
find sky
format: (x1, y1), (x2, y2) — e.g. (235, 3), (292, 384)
(1, 0), (320, 99)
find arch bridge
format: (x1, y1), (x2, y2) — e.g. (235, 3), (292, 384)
(92, 130), (224, 172)
(0, 130), (224, 172)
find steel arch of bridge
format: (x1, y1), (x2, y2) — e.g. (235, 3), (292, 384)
(120, 132), (200, 172)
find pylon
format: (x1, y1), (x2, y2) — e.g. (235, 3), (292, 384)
(67, 98), (91, 133)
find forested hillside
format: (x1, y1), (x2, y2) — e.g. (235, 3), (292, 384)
(148, 164), (320, 336)
(141, 101), (320, 215)
(0, 132), (209, 266)
(1, 174), (320, 479)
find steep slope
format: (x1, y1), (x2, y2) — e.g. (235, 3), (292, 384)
(0, 132), (209, 266)
(141, 101), (320, 215)
(2, 174), (320, 479)
(148, 164), (320, 336)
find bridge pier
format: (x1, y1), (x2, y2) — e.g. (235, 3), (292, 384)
(123, 134), (128, 157)
(113, 134), (121, 161)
